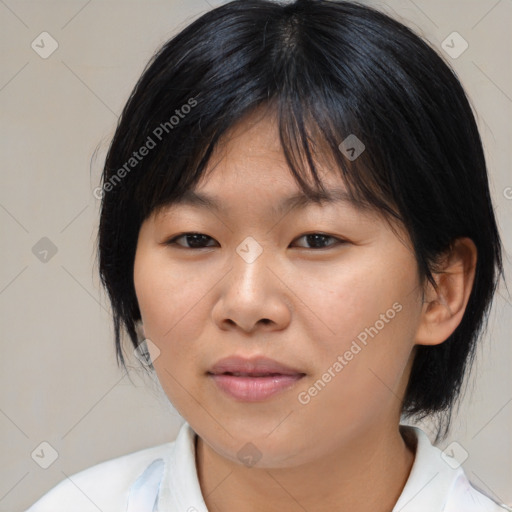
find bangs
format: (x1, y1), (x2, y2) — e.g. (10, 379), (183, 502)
(146, 97), (402, 228)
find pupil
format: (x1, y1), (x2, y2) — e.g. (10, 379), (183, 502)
(188, 234), (207, 248)
(308, 234), (327, 248)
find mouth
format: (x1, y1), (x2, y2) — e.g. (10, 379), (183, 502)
(207, 355), (306, 402)
(208, 355), (304, 376)
(214, 371), (294, 377)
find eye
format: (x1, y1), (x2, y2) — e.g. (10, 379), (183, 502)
(164, 232), (345, 250)
(291, 233), (344, 249)
(165, 232), (218, 249)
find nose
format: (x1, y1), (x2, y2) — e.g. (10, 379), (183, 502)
(211, 242), (292, 334)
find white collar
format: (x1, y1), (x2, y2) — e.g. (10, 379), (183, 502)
(126, 421), (505, 512)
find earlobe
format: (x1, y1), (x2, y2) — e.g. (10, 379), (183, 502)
(414, 237), (477, 346)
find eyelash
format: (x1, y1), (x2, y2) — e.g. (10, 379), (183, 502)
(164, 232), (346, 250)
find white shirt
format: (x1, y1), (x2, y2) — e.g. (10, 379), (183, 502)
(26, 421), (510, 512)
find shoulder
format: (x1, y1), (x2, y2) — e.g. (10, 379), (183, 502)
(25, 441), (173, 512)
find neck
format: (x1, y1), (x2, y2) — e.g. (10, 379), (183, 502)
(195, 421), (416, 512)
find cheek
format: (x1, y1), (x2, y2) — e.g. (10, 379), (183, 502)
(293, 280), (417, 437)
(133, 251), (209, 356)
(133, 252), (210, 413)
(294, 257), (414, 349)
(295, 249), (420, 389)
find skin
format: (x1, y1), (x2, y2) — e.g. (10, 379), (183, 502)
(133, 109), (477, 512)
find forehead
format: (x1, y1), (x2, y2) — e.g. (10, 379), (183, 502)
(164, 185), (372, 219)
(151, 108), (397, 231)
(163, 111), (371, 213)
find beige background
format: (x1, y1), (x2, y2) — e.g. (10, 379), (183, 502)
(1, 0), (511, 510)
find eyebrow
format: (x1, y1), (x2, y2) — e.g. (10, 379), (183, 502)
(168, 187), (368, 217)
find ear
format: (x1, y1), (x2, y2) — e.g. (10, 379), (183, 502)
(414, 237), (477, 346)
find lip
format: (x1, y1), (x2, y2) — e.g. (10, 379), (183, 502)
(207, 355), (306, 402)
(208, 355), (304, 376)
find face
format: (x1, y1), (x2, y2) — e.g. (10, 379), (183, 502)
(133, 111), (425, 469)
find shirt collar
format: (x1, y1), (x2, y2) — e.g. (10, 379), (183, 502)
(392, 424), (465, 511)
(156, 421), (209, 512)
(153, 422), (469, 512)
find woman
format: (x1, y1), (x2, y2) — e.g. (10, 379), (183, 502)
(26, 0), (509, 510)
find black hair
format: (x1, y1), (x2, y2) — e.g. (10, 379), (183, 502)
(96, 0), (504, 441)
